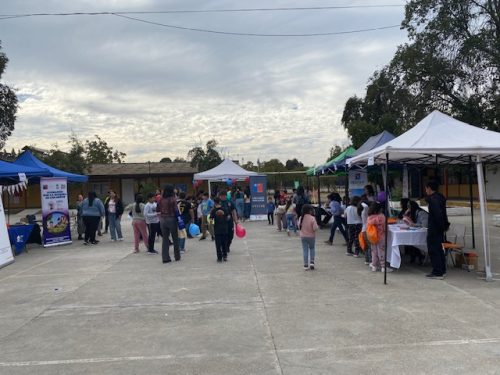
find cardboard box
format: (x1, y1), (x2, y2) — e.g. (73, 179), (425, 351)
(454, 253), (478, 270)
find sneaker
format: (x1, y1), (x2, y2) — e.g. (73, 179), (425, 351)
(90, 240), (99, 245)
(364, 261), (370, 265)
(217, 259), (223, 263)
(381, 267), (393, 273)
(345, 252), (353, 256)
(147, 250), (158, 255)
(111, 239), (117, 242)
(426, 273), (444, 280)
(324, 241), (332, 245)
(83, 241), (89, 246)
(352, 254), (360, 258)
(309, 262), (315, 270)
(223, 257), (227, 262)
(117, 238), (124, 241)
(303, 264), (309, 270)
(369, 264), (377, 272)
(77, 235), (83, 240)
(163, 259), (171, 264)
(199, 237), (206, 241)
(133, 249), (139, 253)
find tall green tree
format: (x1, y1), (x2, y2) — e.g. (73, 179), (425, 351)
(187, 139), (222, 171)
(0, 42), (18, 149)
(342, 0), (500, 142)
(85, 135), (126, 165)
(285, 158), (305, 170)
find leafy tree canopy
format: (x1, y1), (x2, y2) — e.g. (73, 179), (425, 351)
(0, 41), (18, 149)
(187, 139), (222, 171)
(342, 0), (500, 145)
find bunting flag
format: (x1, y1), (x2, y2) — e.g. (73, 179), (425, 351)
(0, 181), (27, 195)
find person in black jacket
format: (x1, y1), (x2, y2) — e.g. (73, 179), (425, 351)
(424, 180), (449, 279)
(106, 189), (124, 241)
(210, 197), (229, 262)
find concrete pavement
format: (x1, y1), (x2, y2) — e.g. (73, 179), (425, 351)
(1, 212), (500, 374)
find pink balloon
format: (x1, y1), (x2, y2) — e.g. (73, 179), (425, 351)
(235, 223), (246, 238)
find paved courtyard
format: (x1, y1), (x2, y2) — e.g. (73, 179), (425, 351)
(1, 212), (500, 374)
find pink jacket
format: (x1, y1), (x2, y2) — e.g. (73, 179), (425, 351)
(367, 213), (386, 243)
(299, 214), (319, 238)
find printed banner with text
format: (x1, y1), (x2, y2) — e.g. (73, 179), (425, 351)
(0, 196), (14, 269)
(249, 176), (267, 221)
(40, 177), (72, 247)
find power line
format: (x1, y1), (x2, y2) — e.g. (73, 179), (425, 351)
(112, 14), (400, 37)
(0, 5), (405, 19)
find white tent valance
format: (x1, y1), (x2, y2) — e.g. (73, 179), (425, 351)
(194, 159), (261, 181)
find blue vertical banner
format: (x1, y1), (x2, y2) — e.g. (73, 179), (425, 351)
(40, 177), (72, 247)
(249, 175), (267, 221)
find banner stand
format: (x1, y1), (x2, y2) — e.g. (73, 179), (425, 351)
(249, 176), (268, 221)
(40, 177), (72, 247)
(0, 195), (15, 269)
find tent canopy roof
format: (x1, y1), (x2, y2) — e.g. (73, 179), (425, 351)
(347, 111), (500, 166)
(351, 130), (395, 157)
(194, 159), (260, 181)
(0, 159), (49, 181)
(306, 147), (357, 176)
(14, 151), (88, 183)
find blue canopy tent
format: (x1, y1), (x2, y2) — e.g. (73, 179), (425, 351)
(0, 159), (49, 184)
(14, 151), (88, 183)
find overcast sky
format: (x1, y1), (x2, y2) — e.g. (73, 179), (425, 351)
(1, 0), (408, 166)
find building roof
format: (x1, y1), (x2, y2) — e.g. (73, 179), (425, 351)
(88, 162), (197, 176)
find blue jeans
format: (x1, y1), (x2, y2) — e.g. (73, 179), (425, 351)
(301, 237), (315, 265)
(235, 198), (244, 219)
(179, 237), (186, 252)
(286, 213), (296, 233)
(108, 213), (122, 240)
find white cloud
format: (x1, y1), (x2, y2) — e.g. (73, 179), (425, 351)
(2, 0), (408, 166)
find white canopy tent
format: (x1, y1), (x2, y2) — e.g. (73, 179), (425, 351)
(347, 110), (500, 281)
(193, 159), (261, 195)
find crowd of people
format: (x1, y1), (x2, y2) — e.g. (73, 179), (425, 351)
(75, 179), (449, 279)
(266, 181), (449, 279)
(75, 184), (251, 264)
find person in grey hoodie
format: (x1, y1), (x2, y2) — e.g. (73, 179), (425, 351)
(81, 191), (105, 245)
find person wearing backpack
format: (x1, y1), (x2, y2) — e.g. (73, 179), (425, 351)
(366, 201), (392, 273)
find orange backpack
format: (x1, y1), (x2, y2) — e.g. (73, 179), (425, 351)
(366, 223), (379, 244)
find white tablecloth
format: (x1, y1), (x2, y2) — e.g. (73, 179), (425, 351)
(386, 225), (427, 269)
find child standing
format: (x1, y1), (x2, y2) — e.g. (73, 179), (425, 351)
(125, 194), (149, 253)
(266, 196), (275, 225)
(358, 196), (371, 265)
(144, 192), (160, 254)
(345, 196), (362, 257)
(210, 197), (229, 262)
(367, 201), (392, 273)
(285, 199), (297, 236)
(298, 204), (319, 270)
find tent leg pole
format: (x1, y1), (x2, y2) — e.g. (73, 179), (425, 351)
(468, 156), (475, 248)
(317, 174), (321, 207)
(208, 181), (211, 197)
(476, 156), (492, 281)
(384, 153), (389, 285)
